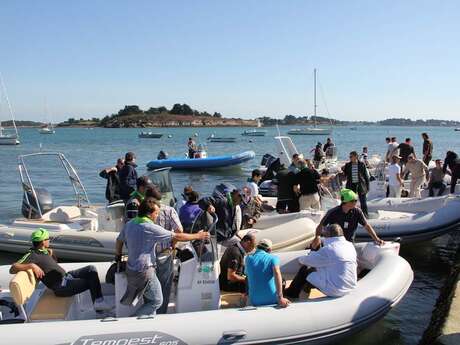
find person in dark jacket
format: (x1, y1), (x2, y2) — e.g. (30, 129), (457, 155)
(275, 165), (299, 213)
(341, 151), (370, 217)
(179, 191), (202, 232)
(99, 158), (124, 203)
(443, 151), (460, 194)
(397, 138), (416, 171)
(214, 189), (243, 244)
(422, 133), (433, 166)
(119, 152), (138, 202)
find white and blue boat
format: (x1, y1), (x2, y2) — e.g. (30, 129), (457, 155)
(146, 150), (255, 170)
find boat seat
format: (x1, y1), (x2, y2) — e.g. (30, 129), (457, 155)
(42, 206), (82, 222)
(30, 289), (73, 321)
(9, 269), (76, 321)
(220, 291), (245, 309)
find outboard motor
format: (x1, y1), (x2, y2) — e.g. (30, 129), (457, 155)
(157, 150), (168, 160)
(22, 187), (54, 219)
(212, 182), (238, 201)
(262, 157), (281, 182)
(260, 153), (276, 168)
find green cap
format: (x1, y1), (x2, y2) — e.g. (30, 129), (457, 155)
(31, 228), (49, 242)
(340, 189), (358, 203)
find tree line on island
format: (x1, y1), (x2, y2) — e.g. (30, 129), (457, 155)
(3, 104), (459, 128)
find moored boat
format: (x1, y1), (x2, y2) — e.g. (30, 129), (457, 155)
(147, 150), (255, 170)
(241, 129), (267, 136)
(138, 131), (163, 138)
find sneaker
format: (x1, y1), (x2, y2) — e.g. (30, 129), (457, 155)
(94, 300), (113, 311)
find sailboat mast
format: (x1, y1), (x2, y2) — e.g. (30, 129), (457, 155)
(0, 72), (19, 137)
(313, 68), (317, 127)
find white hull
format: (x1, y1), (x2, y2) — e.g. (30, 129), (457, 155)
(0, 207), (317, 261)
(38, 128), (55, 134)
(288, 128), (332, 135)
(356, 195), (460, 242)
(0, 135), (19, 145)
(0, 243), (413, 345)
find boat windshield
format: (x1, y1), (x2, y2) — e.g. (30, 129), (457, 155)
(146, 167), (175, 207)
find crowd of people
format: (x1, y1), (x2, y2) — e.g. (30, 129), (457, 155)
(9, 133), (460, 317)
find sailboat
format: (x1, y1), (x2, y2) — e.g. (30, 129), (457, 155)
(38, 99), (55, 134)
(0, 73), (20, 145)
(38, 123), (55, 134)
(288, 69), (333, 136)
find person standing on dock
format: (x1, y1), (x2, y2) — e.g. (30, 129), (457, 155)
(119, 152), (138, 202)
(422, 133), (433, 166)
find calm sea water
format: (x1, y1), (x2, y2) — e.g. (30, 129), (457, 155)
(0, 125), (459, 344)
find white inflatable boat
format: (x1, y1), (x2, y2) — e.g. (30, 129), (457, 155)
(0, 242), (413, 345)
(0, 153), (316, 261)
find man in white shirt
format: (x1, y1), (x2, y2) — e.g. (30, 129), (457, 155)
(386, 137), (399, 163)
(388, 155), (404, 197)
(284, 224), (357, 298)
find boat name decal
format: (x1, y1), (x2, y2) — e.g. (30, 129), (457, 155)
(72, 331), (188, 345)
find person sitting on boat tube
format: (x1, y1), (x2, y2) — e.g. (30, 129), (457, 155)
(115, 198), (210, 316)
(245, 239), (290, 307)
(124, 176), (155, 221)
(310, 189), (385, 250)
(10, 228), (111, 311)
(284, 224), (357, 299)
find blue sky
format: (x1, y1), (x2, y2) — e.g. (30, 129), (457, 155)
(1, 1), (459, 121)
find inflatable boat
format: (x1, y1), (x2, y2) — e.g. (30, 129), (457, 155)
(0, 153), (314, 261)
(146, 150), (255, 170)
(277, 197), (460, 244)
(0, 242), (413, 345)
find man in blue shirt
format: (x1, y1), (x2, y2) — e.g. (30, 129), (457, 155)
(245, 239), (290, 307)
(115, 197), (209, 316)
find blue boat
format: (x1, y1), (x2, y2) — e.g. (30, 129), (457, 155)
(146, 150), (255, 170)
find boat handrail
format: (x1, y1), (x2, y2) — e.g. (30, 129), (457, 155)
(18, 152), (90, 219)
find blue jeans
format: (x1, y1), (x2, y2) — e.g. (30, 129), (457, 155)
(156, 252), (173, 314)
(136, 270), (163, 316)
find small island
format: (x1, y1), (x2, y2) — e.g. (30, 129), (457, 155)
(58, 104), (257, 128)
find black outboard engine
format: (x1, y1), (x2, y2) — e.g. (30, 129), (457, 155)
(262, 158), (281, 182)
(157, 150), (168, 160)
(212, 182), (237, 201)
(260, 153), (276, 168)
(22, 187), (54, 219)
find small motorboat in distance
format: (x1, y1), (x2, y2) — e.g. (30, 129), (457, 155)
(147, 150), (255, 170)
(138, 131), (163, 138)
(207, 134), (237, 142)
(288, 127), (332, 135)
(241, 129), (267, 136)
(455, 128), (460, 131)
